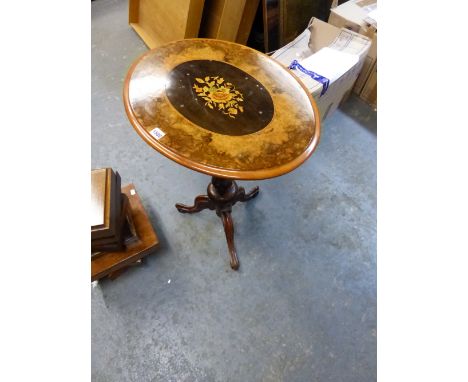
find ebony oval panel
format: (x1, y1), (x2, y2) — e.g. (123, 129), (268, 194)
(165, 60), (274, 136)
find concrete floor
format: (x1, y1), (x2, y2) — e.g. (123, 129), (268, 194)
(91, 0), (377, 381)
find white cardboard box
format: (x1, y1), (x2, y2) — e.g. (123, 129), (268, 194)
(272, 17), (371, 121)
(329, 0), (377, 33)
(328, 0), (377, 95)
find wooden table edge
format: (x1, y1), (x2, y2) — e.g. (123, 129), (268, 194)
(123, 38), (321, 180)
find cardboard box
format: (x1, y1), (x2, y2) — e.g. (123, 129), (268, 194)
(353, 32), (376, 94)
(328, 0), (377, 96)
(272, 18), (371, 121)
(360, 60), (376, 108)
(329, 0), (377, 34)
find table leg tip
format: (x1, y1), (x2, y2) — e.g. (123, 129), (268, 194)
(175, 203), (187, 213)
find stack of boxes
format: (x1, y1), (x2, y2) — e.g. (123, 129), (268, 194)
(271, 1), (377, 122)
(272, 18), (372, 121)
(328, 0), (377, 108)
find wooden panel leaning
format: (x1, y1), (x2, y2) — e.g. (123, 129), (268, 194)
(199, 0), (260, 44)
(91, 168), (121, 243)
(129, 0), (205, 49)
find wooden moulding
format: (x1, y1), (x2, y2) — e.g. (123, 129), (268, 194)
(91, 169), (121, 241)
(91, 183), (159, 281)
(128, 0), (205, 49)
(199, 0), (260, 44)
(90, 168), (111, 231)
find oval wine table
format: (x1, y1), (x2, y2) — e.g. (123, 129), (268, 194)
(123, 39), (320, 270)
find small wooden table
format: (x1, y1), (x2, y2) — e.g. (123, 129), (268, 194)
(91, 184), (159, 281)
(124, 39), (320, 270)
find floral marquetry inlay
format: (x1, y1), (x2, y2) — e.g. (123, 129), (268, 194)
(193, 76), (244, 118)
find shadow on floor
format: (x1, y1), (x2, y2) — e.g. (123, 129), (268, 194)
(339, 94), (377, 135)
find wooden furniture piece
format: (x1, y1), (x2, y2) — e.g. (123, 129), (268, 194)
(199, 0), (260, 44)
(128, 0), (205, 49)
(236, 0), (261, 44)
(123, 39), (320, 270)
(91, 184), (159, 281)
(91, 193), (136, 254)
(91, 168), (124, 252)
(91, 168), (118, 238)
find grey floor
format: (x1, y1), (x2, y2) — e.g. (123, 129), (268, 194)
(91, 1), (377, 381)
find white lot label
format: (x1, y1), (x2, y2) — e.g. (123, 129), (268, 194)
(150, 127), (166, 140)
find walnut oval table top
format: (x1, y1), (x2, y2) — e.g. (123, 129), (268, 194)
(123, 39), (320, 180)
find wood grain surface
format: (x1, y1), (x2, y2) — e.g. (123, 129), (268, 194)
(123, 38), (320, 180)
(90, 168), (108, 228)
(128, 0), (205, 49)
(200, 0), (246, 41)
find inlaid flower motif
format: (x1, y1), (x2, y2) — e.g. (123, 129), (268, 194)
(193, 76), (244, 118)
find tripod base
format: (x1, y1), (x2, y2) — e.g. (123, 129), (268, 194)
(175, 177), (259, 270)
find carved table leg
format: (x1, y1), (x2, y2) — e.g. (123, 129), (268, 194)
(175, 195), (213, 214)
(220, 211), (239, 270)
(175, 176), (259, 270)
(238, 186), (260, 202)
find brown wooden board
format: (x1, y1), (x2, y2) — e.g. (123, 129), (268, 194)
(91, 184), (159, 281)
(199, 0), (246, 41)
(128, 0), (205, 49)
(91, 196), (138, 258)
(263, 0), (280, 53)
(199, 0), (260, 44)
(91, 168), (115, 237)
(91, 169), (120, 240)
(236, 0), (260, 44)
(90, 168), (107, 228)
(91, 193), (129, 252)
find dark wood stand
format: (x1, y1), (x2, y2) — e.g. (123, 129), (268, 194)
(91, 184), (159, 281)
(175, 177), (259, 270)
